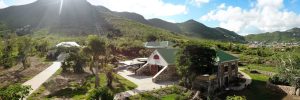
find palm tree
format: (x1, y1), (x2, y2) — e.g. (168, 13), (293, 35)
(84, 35), (107, 88)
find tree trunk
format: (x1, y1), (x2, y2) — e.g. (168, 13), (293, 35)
(106, 71), (113, 89)
(95, 61), (100, 88)
(90, 60), (95, 75)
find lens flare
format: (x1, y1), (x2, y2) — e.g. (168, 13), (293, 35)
(59, 0), (63, 15)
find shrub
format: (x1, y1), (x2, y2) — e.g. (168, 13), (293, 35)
(0, 84), (32, 100)
(269, 74), (290, 86)
(86, 87), (113, 100)
(226, 95), (246, 100)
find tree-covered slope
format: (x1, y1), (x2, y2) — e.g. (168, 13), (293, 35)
(246, 28), (300, 42)
(0, 0), (245, 43)
(106, 9), (245, 42)
(177, 20), (245, 43)
(148, 18), (182, 33)
(0, 0), (112, 34)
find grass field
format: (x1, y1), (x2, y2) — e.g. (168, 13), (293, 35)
(245, 64), (278, 73)
(220, 70), (286, 100)
(129, 86), (191, 100)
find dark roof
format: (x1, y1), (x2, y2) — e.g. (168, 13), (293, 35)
(216, 50), (239, 63)
(156, 48), (179, 65)
(145, 41), (174, 48)
(156, 48), (238, 65)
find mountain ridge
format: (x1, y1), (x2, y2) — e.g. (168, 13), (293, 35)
(0, 0), (245, 42)
(245, 27), (300, 42)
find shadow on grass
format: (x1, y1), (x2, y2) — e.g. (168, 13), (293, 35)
(219, 76), (287, 100)
(48, 88), (88, 98)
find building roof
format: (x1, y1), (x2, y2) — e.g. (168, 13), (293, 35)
(156, 48), (238, 65)
(156, 48), (179, 65)
(145, 41), (174, 48)
(56, 42), (80, 47)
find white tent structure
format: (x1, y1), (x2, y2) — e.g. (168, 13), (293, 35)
(56, 42), (80, 47)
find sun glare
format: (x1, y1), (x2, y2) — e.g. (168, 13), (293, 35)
(59, 0), (64, 15)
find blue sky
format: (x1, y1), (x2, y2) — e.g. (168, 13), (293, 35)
(0, 0), (300, 35)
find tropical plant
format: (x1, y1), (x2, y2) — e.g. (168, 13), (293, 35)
(17, 37), (33, 68)
(86, 87), (113, 100)
(272, 53), (300, 86)
(62, 47), (88, 73)
(0, 84), (32, 100)
(84, 35), (107, 88)
(1, 38), (16, 68)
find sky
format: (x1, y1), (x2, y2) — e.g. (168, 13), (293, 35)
(0, 0), (300, 35)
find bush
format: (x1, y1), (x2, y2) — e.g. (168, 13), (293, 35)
(86, 87), (113, 100)
(0, 84), (32, 100)
(269, 74), (290, 86)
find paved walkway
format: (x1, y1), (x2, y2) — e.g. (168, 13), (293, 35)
(114, 69), (176, 100)
(22, 62), (62, 95)
(230, 68), (252, 91)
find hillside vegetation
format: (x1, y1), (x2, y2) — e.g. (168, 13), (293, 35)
(246, 28), (300, 42)
(0, 0), (245, 43)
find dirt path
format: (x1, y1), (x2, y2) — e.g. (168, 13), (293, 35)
(114, 69), (176, 100)
(22, 62), (62, 96)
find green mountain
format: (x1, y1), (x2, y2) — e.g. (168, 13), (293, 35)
(245, 28), (300, 42)
(0, 0), (245, 42)
(119, 14), (245, 42)
(0, 0), (112, 34)
(176, 20), (245, 42)
(148, 18), (182, 33)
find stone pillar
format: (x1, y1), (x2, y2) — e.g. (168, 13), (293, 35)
(219, 64), (224, 88)
(296, 88), (300, 96)
(234, 61), (238, 77)
(229, 62), (233, 81)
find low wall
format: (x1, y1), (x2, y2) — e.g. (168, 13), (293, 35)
(256, 70), (275, 76)
(266, 81), (296, 95)
(152, 65), (178, 83)
(136, 63), (149, 75)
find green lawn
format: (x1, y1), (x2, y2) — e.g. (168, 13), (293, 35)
(129, 86), (191, 100)
(245, 64), (278, 73)
(161, 94), (178, 100)
(221, 70), (286, 100)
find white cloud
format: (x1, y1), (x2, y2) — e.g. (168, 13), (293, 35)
(12, 0), (36, 6)
(200, 0), (300, 35)
(87, 0), (188, 18)
(189, 0), (210, 7)
(217, 3), (226, 9)
(0, 0), (7, 8)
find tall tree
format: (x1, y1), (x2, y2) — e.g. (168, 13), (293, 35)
(17, 37), (33, 68)
(176, 41), (216, 88)
(1, 37), (15, 68)
(84, 35), (107, 88)
(62, 47), (87, 73)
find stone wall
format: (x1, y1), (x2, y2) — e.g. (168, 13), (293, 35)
(152, 65), (178, 83)
(136, 63), (150, 75)
(218, 61), (238, 88)
(266, 81), (296, 95)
